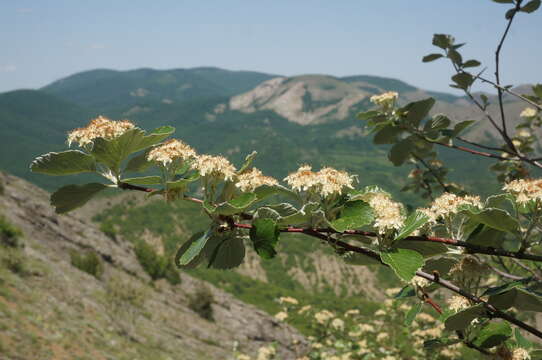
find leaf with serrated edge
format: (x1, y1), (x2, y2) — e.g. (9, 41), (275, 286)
(445, 304), (486, 331)
(331, 200), (374, 232)
(121, 176), (161, 185)
(380, 248), (424, 282)
(31, 150), (96, 175)
(396, 211), (429, 240)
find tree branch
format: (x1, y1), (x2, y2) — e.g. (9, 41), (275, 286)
(476, 75), (542, 111)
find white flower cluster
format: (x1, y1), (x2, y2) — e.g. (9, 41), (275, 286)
(236, 168), (278, 192)
(146, 139), (196, 166)
(503, 178), (542, 204)
(278, 296), (298, 305)
(370, 91), (398, 107)
(366, 192), (405, 234)
(420, 193), (482, 221)
(447, 295), (470, 312)
(284, 165), (355, 198)
(520, 107), (537, 118)
(191, 154), (237, 181)
(314, 309), (334, 324)
(67, 116), (135, 147)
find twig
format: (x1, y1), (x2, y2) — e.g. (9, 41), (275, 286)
(476, 75), (542, 111)
(411, 153), (450, 193)
(234, 223), (542, 339)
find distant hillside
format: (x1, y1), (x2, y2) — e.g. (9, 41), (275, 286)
(0, 89), (101, 189)
(42, 67), (276, 111)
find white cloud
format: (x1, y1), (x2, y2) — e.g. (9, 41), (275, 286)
(0, 65), (17, 72)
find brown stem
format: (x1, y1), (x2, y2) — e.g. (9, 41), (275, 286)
(233, 223), (542, 339)
(411, 153), (450, 193)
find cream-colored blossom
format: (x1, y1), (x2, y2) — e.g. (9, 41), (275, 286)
(348, 330), (362, 337)
(385, 288), (401, 297)
(67, 116), (135, 147)
(384, 299), (394, 307)
(417, 313), (436, 323)
(366, 192), (405, 233)
(298, 305), (312, 314)
(376, 332), (389, 343)
(314, 310), (334, 324)
(191, 154), (236, 181)
(448, 295), (470, 312)
(512, 348), (531, 360)
(345, 309), (360, 317)
(425, 193), (482, 220)
(375, 309), (386, 316)
(503, 178), (542, 204)
(316, 167), (355, 197)
(274, 311), (288, 321)
(370, 91), (399, 107)
(236, 355), (251, 360)
(278, 296), (298, 305)
(412, 277), (431, 289)
(520, 107), (537, 118)
(284, 165), (355, 197)
(147, 139), (196, 166)
(312, 342), (323, 349)
(331, 318), (345, 331)
(398, 304), (410, 311)
(236, 168), (278, 192)
(517, 129), (532, 138)
(257, 345), (276, 360)
(358, 324), (375, 333)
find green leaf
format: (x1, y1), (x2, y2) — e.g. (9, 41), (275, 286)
(462, 59), (481, 68)
(50, 183), (107, 214)
(124, 150), (153, 173)
(404, 98), (436, 127)
(424, 114), (451, 131)
(515, 328), (533, 349)
(214, 192), (258, 215)
(253, 207), (281, 221)
(467, 225), (506, 248)
(206, 235), (246, 269)
(266, 203), (298, 217)
(445, 304), (486, 331)
(423, 257), (458, 276)
(342, 252), (381, 266)
(520, 0), (541, 13)
(30, 150), (96, 175)
(237, 151), (257, 174)
(373, 125), (403, 145)
(405, 302), (423, 326)
(394, 285), (416, 299)
(451, 120), (476, 137)
(448, 49), (463, 66)
(532, 84), (542, 99)
(357, 110), (380, 121)
(396, 211), (429, 241)
(249, 218), (280, 259)
(253, 184), (300, 202)
(331, 200), (374, 232)
(492, 0), (514, 3)
(177, 230), (211, 266)
(278, 202), (319, 226)
(472, 321), (512, 348)
(432, 34), (454, 49)
(423, 338), (462, 350)
(482, 279), (529, 297)
(175, 232), (206, 269)
(489, 288), (542, 312)
(166, 172), (200, 190)
(451, 72), (474, 90)
(466, 207), (519, 232)
(505, 8), (516, 19)
(422, 53), (444, 62)
(395, 240), (448, 258)
(91, 126), (174, 173)
(120, 176), (161, 185)
(389, 138), (415, 166)
(380, 248), (424, 282)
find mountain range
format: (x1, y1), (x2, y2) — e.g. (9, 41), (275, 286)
(0, 67), (529, 352)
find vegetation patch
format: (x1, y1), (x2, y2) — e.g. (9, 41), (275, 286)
(69, 249), (104, 279)
(188, 285), (215, 321)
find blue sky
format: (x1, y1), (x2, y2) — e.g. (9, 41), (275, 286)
(1, 0), (540, 93)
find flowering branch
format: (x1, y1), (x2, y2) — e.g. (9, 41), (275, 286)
(231, 222), (542, 340)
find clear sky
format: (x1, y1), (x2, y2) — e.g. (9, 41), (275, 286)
(1, 0), (541, 94)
